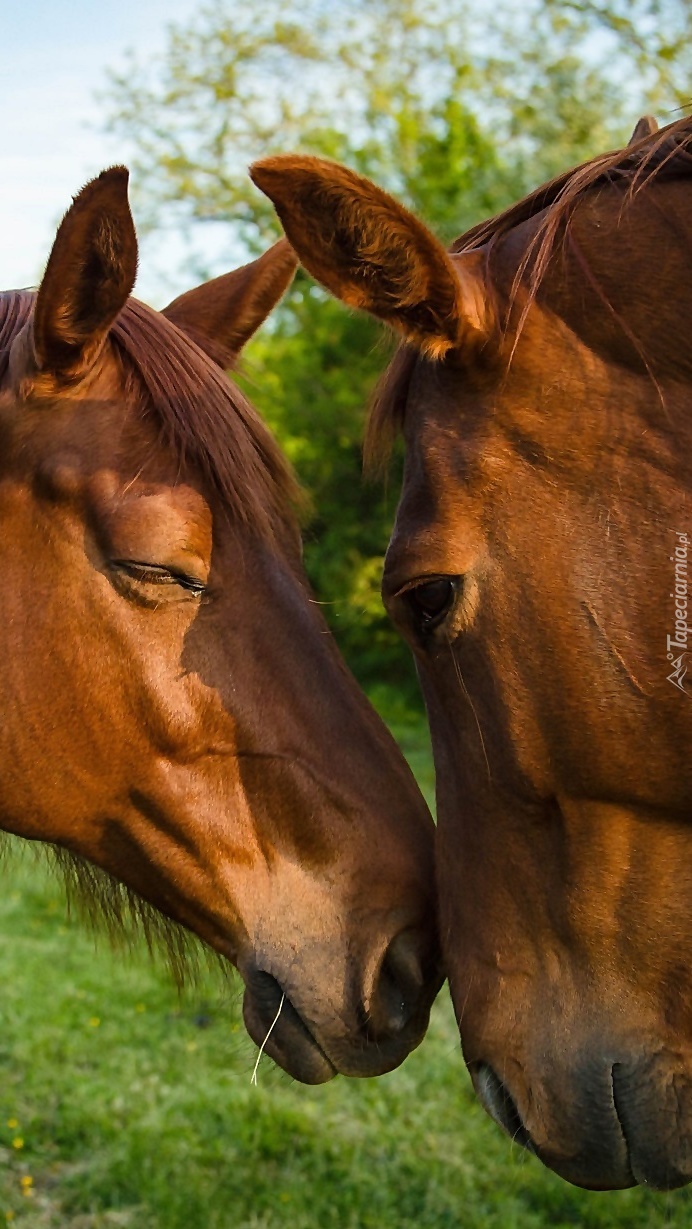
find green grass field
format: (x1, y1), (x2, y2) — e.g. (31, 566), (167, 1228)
(0, 717), (689, 1227)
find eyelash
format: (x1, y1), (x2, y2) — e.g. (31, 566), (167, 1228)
(111, 559), (206, 596)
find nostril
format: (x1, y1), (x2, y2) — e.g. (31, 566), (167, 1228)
(246, 969), (284, 1018)
(386, 929), (427, 994)
(471, 1062), (534, 1151)
(364, 930), (426, 1040)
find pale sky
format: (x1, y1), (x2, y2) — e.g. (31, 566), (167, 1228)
(2, 0), (210, 306)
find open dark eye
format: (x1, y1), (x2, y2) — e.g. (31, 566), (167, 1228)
(406, 577), (457, 630)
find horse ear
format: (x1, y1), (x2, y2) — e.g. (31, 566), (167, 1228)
(33, 167), (138, 381)
(250, 155), (494, 360)
(628, 115), (658, 145)
(162, 239), (298, 362)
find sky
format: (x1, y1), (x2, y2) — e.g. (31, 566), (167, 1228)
(2, 0), (208, 305)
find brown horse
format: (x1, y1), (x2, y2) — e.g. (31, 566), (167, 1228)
(252, 115), (692, 1187)
(0, 166), (441, 1087)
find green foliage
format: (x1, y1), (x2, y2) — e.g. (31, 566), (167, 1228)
(541, 0), (692, 109)
(236, 278), (421, 696)
(102, 0), (682, 694)
(103, 0), (647, 245)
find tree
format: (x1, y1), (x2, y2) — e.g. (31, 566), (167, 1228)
(103, 0), (674, 705)
(542, 0), (692, 112)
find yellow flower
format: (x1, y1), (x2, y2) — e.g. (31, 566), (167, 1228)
(88, 1017), (101, 1028)
(6, 1211), (15, 1222)
(6, 1120), (17, 1130)
(19, 1177), (32, 1190)
(11, 1139), (23, 1151)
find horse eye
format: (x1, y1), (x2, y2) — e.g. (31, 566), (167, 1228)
(112, 560), (206, 596)
(407, 578), (457, 629)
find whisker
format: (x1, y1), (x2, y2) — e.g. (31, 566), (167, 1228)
(250, 993), (285, 1086)
(445, 633), (492, 783)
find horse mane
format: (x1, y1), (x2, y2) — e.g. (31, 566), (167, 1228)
(0, 288), (305, 983)
(452, 115), (692, 258)
(0, 290), (302, 543)
(47, 844), (229, 989)
(366, 114), (692, 467)
(0, 830), (228, 988)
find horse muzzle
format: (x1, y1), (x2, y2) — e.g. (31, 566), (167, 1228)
(243, 969), (337, 1084)
(470, 1045), (692, 1191)
(241, 927), (442, 1084)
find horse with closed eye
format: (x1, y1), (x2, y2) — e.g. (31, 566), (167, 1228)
(0, 166), (441, 1084)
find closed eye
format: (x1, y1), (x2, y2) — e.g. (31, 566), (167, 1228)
(111, 559), (207, 597)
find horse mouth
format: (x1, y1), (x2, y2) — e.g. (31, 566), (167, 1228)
(470, 1058), (692, 1191)
(242, 971), (337, 1085)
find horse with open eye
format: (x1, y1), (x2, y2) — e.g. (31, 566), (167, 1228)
(0, 167), (441, 1085)
(252, 114), (692, 1186)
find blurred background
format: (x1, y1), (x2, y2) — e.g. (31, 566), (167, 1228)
(1, 1), (691, 1224)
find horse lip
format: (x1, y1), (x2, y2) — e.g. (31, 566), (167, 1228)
(242, 977), (337, 1084)
(471, 1062), (534, 1152)
(610, 1061), (690, 1191)
(241, 958), (440, 1082)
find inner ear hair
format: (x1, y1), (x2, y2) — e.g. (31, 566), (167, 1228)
(251, 155), (496, 360)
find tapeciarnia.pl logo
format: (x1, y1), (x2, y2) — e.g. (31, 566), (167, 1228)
(667, 529), (690, 695)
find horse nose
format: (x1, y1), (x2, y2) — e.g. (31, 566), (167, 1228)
(470, 1056), (634, 1189)
(611, 1058), (692, 1190)
(242, 967), (336, 1085)
(471, 1052), (692, 1191)
(364, 928), (435, 1039)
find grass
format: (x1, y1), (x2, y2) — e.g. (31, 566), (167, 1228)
(0, 715), (689, 1227)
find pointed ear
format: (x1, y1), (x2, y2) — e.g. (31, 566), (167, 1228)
(250, 155), (495, 360)
(162, 239), (297, 362)
(33, 167), (138, 382)
(628, 115), (658, 145)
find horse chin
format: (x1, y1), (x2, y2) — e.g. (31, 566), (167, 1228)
(242, 985), (337, 1085)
